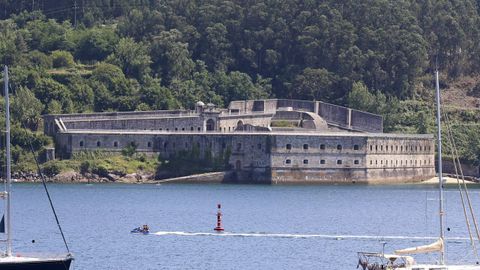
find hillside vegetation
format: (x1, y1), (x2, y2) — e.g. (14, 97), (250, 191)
(0, 0), (479, 175)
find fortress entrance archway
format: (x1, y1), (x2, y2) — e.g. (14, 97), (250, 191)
(206, 119), (215, 131)
(236, 120), (244, 131)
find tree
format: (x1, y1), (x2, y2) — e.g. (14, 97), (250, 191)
(46, 100), (62, 114)
(139, 76), (179, 110)
(292, 68), (339, 102)
(347, 81), (376, 112)
(23, 18), (74, 52)
(68, 76), (94, 112)
(150, 29), (195, 84)
(11, 86), (43, 130)
(106, 37), (151, 80)
(51, 50), (75, 68)
(89, 62), (139, 111)
(33, 77), (71, 113)
(74, 27), (119, 61)
(213, 71), (270, 105)
(117, 8), (165, 41)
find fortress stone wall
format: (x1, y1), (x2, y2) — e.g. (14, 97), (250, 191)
(44, 99), (435, 183)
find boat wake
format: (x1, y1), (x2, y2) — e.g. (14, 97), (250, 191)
(153, 231), (468, 242)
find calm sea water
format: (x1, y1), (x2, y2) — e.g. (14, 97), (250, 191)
(6, 183), (480, 270)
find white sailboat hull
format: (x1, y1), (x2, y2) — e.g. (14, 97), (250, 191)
(397, 265), (480, 270)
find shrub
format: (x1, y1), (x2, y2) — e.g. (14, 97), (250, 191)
(42, 161), (65, 176)
(92, 164), (109, 177)
(122, 142), (137, 157)
(80, 160), (92, 174)
(51, 50), (75, 68)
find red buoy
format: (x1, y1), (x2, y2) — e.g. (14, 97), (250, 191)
(214, 204), (224, 232)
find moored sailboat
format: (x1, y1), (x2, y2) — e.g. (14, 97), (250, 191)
(0, 66), (73, 269)
(357, 71), (480, 270)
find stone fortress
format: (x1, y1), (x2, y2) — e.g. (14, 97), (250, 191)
(43, 99), (435, 184)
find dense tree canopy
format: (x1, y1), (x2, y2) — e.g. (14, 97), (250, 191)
(0, 0), (480, 166)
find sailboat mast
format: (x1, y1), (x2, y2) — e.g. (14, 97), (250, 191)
(3, 66), (12, 256)
(435, 70), (445, 265)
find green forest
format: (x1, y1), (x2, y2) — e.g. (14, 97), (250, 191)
(0, 0), (479, 177)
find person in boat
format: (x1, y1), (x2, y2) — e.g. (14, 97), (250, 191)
(142, 224), (149, 232)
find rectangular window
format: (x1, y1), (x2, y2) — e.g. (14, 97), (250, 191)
(286, 144), (292, 150)
(303, 144), (309, 150)
(354, 160), (359, 165)
(353, 145), (359, 150)
(320, 160), (325, 164)
(337, 160), (342, 165)
(285, 159), (291, 164)
(303, 159), (309, 164)
(320, 144), (325, 150)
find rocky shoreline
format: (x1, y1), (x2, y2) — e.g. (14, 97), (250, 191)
(11, 171), (479, 185)
(12, 171), (157, 184)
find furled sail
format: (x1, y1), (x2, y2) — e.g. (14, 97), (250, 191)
(394, 238), (443, 255)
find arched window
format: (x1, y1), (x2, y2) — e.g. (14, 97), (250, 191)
(337, 144), (342, 150)
(113, 141), (118, 147)
(235, 160), (242, 170)
(303, 144), (309, 150)
(79, 141), (84, 147)
(206, 119), (215, 131)
(236, 120), (244, 130)
(286, 144), (292, 150)
(96, 141), (101, 147)
(320, 144), (326, 150)
(147, 142), (152, 148)
(353, 145), (359, 150)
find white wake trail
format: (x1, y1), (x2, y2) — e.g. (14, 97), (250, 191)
(153, 231), (468, 242)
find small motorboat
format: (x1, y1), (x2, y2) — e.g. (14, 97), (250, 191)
(131, 225), (149, 234)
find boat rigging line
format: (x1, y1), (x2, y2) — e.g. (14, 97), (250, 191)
(7, 80), (72, 254)
(443, 108), (480, 262)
